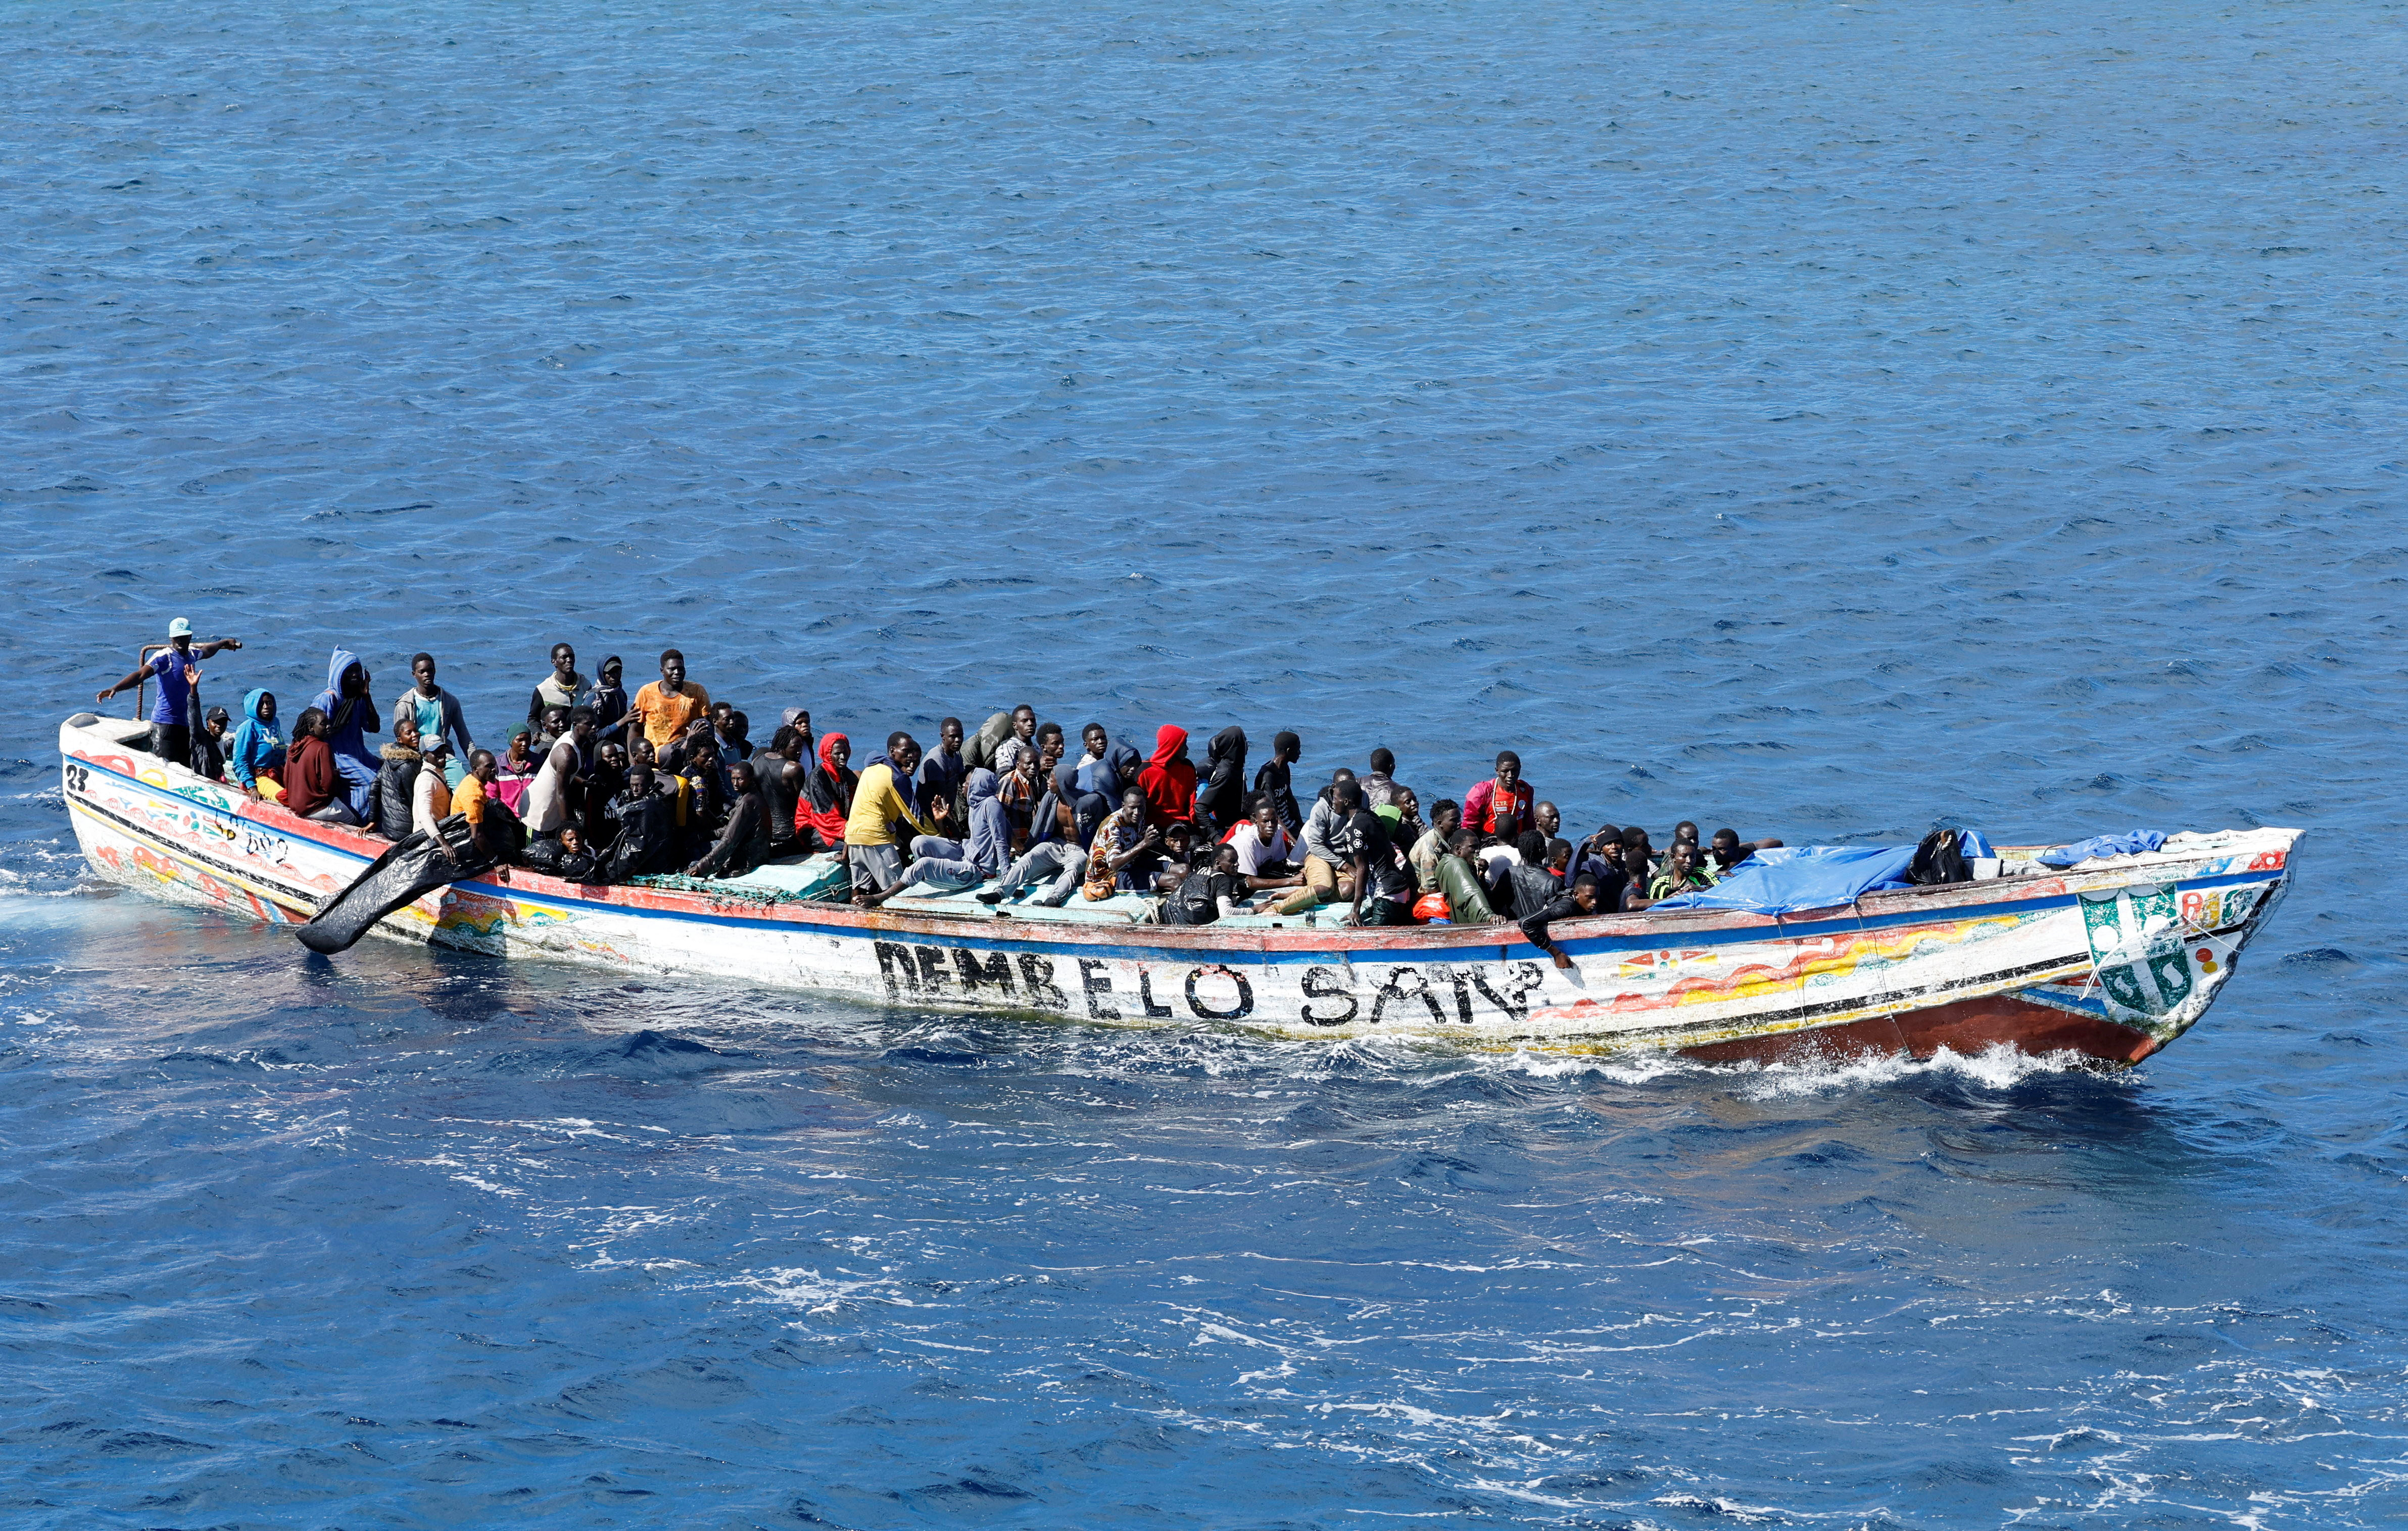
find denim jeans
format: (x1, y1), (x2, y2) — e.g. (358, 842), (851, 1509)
(994, 842), (1087, 906)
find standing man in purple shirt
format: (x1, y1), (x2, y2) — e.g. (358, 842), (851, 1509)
(96, 617), (243, 765)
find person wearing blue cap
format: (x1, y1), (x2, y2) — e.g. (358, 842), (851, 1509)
(96, 617), (244, 766)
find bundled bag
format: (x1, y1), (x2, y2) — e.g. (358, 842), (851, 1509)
(1907, 827), (1972, 886)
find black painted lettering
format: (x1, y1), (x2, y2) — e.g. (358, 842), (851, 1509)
(1470, 961), (1549, 1023)
(1300, 965), (1359, 1026)
(913, 946), (952, 994)
(952, 947), (1017, 996)
(874, 941), (918, 1000)
(1441, 965), (1476, 1024)
(1370, 965), (1447, 1026)
(1078, 958), (1120, 1021)
(1017, 953), (1070, 1011)
(1184, 965), (1256, 1021)
(1137, 968), (1176, 1019)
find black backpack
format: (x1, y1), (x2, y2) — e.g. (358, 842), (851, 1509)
(1908, 828), (1970, 886)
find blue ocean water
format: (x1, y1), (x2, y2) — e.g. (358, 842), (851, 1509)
(5, 0), (2405, 1523)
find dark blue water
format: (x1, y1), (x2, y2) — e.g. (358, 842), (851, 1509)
(5, 1), (2404, 1524)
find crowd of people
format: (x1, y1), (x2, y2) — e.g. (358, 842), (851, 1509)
(100, 624), (1783, 966)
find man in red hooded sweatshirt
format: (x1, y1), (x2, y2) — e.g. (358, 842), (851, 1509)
(1137, 725), (1197, 828)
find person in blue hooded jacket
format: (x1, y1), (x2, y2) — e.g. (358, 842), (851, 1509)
(226, 688), (285, 799)
(864, 768), (1012, 903)
(309, 647), (382, 824)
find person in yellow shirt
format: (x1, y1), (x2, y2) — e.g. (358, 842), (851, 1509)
(625, 650), (710, 751)
(844, 731), (951, 901)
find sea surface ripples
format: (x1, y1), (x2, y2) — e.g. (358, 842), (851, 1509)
(4, 0), (2404, 1524)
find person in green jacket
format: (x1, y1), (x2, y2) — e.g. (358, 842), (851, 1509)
(1434, 828), (1499, 924)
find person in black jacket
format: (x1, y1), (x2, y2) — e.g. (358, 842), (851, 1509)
(601, 767), (679, 883)
(1252, 730), (1303, 836)
(1193, 726), (1249, 837)
(189, 706), (232, 782)
(1521, 873), (1603, 970)
(371, 715), (425, 840)
(690, 761), (770, 879)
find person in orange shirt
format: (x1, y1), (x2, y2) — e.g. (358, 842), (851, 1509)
(626, 649), (710, 750)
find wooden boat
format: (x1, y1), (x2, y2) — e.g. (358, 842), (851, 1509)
(58, 712), (2296, 1066)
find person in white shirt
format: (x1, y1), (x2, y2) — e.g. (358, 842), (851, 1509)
(1229, 794), (1304, 886)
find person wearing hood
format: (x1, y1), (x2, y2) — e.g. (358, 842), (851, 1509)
(1138, 725), (1197, 829)
(795, 731), (856, 853)
(1193, 726), (1249, 837)
(863, 767), (1010, 903)
(391, 652), (473, 791)
(372, 714), (426, 841)
(226, 688), (286, 800)
(189, 706), (233, 782)
(309, 649), (384, 823)
(412, 736), (455, 836)
(979, 789), (1106, 907)
(526, 642), (584, 730)
(689, 760), (772, 879)
(586, 656), (631, 740)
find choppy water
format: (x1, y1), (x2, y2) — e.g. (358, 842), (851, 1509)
(5, 0), (2405, 1524)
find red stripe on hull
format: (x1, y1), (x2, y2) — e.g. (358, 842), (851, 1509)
(1678, 994), (2161, 1069)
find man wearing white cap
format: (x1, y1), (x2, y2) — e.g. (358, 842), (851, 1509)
(97, 618), (243, 766)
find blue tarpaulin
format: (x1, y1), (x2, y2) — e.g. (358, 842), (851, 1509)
(1652, 844), (1919, 915)
(2036, 830), (2165, 868)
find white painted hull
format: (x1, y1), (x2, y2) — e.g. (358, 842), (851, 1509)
(60, 715), (2296, 1061)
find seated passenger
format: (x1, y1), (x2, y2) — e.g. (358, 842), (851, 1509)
(412, 737), (455, 835)
(1072, 722), (1139, 803)
(1160, 843), (1290, 927)
(491, 729), (541, 814)
(1635, 842), (1714, 907)
(532, 704), (571, 759)
(1229, 793), (1302, 883)
(520, 740), (582, 842)
(1708, 826), (1782, 875)
(1410, 799), (1461, 892)
(1334, 784), (1415, 927)
(582, 741), (628, 850)
(917, 717), (967, 818)
(1390, 786), (1427, 852)
(795, 731), (856, 853)
(227, 688), (285, 801)
(190, 706), (233, 782)
(453, 749), (518, 862)
(1081, 786), (1163, 900)
(372, 715), (425, 841)
(1155, 819), (1199, 884)
(1194, 727), (1249, 835)
(1138, 725), (1197, 828)
(601, 766), (679, 882)
(524, 823), (597, 883)
(751, 726), (806, 861)
(1460, 751), (1536, 845)
(1433, 828), (1501, 924)
(980, 791), (1106, 908)
(690, 760), (772, 879)
(1277, 773), (1360, 914)
(862, 768), (1011, 904)
(283, 708), (359, 825)
(1502, 837), (1572, 920)
(1521, 873), (1603, 970)
(844, 732), (941, 901)
(1534, 801), (1562, 841)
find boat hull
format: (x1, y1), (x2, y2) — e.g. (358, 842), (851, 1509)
(58, 717), (2294, 1064)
